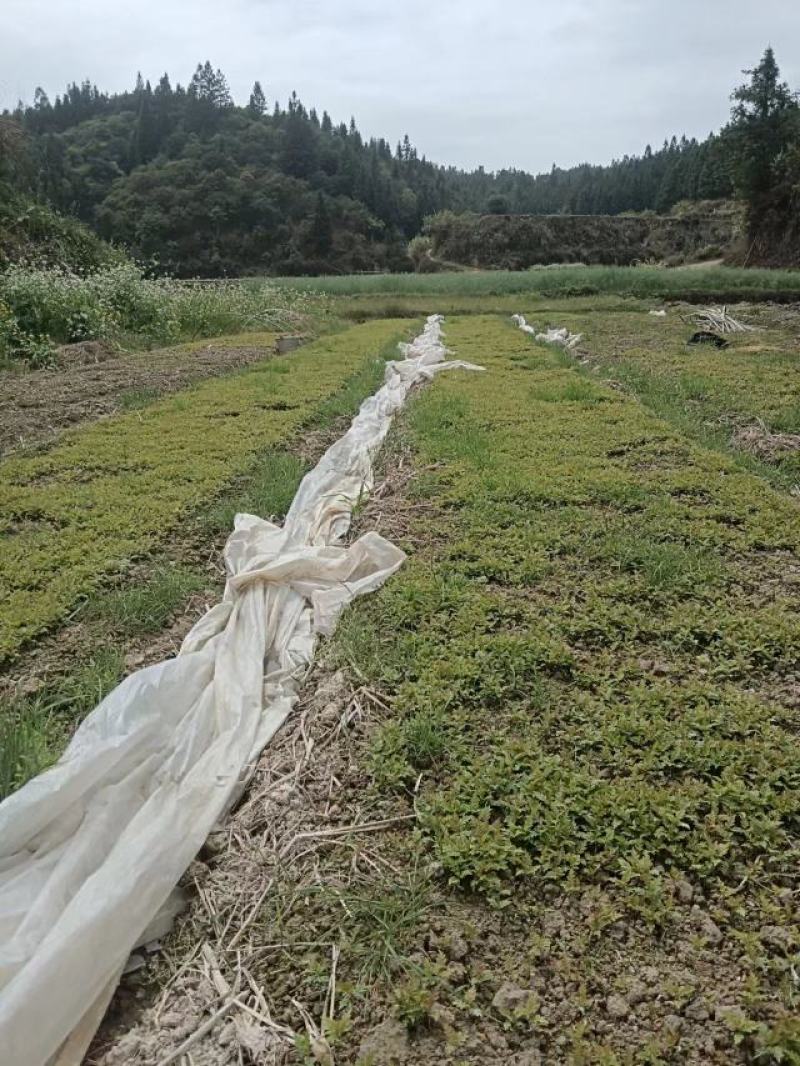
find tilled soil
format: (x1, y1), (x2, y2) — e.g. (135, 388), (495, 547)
(0, 337), (281, 456)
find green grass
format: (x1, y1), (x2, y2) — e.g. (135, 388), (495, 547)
(325, 869), (432, 982)
(83, 563), (205, 637)
(0, 648), (124, 799)
(529, 306), (800, 488)
(271, 265), (800, 301)
(330, 313), (800, 1046)
(201, 450), (310, 534)
(596, 532), (722, 591)
(118, 387), (161, 410)
(0, 320), (410, 662)
(334, 292), (652, 322)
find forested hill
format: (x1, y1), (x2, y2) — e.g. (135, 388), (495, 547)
(2, 61), (738, 276)
(3, 51), (797, 274)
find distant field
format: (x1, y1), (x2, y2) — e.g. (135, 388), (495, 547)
(270, 264), (800, 301)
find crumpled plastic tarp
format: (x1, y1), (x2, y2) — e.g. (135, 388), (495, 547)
(0, 315), (481, 1066)
(511, 313), (583, 350)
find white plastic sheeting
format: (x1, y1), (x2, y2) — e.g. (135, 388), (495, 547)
(0, 315), (482, 1066)
(511, 313), (583, 350)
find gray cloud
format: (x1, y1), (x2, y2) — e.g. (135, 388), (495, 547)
(1, 0), (798, 173)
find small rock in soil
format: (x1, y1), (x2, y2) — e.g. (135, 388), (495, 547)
(357, 1019), (409, 1065)
(760, 925), (794, 952)
(674, 878), (694, 903)
(513, 1048), (543, 1066)
(485, 1028), (508, 1051)
(605, 994), (630, 1019)
(542, 909), (565, 938)
(440, 929), (469, 961)
(637, 657), (670, 675)
(492, 981), (531, 1014)
(626, 979), (649, 1006)
(684, 997), (710, 1022)
(234, 1018), (278, 1059)
(691, 906), (723, 944)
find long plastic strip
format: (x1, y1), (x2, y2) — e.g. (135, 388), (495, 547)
(0, 315), (482, 1065)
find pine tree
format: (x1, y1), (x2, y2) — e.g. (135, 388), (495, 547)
(132, 80), (158, 165)
(248, 81), (266, 115)
(728, 47), (796, 201)
(189, 62), (232, 108)
(309, 192), (333, 255)
(281, 106), (317, 178)
(187, 61), (232, 133)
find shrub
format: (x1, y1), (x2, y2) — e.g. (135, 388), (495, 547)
(407, 235), (432, 272)
(0, 298), (55, 367)
(0, 262), (329, 364)
(0, 191), (121, 275)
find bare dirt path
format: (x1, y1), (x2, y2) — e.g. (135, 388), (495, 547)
(0, 334), (281, 456)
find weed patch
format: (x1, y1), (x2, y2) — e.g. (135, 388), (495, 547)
(83, 564), (205, 637)
(0, 648), (124, 799)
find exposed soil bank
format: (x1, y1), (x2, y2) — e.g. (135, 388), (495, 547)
(426, 210), (741, 270)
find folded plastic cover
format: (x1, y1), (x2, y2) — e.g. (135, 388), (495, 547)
(0, 315), (482, 1066)
(511, 313), (583, 349)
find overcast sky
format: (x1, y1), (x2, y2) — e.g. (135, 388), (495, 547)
(2, 0), (798, 174)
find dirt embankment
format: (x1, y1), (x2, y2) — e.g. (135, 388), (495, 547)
(425, 207), (742, 270)
(0, 335), (281, 456)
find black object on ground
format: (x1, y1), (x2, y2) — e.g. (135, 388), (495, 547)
(687, 330), (729, 349)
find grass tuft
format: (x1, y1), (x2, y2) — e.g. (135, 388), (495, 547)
(0, 647), (124, 800)
(85, 564), (205, 636)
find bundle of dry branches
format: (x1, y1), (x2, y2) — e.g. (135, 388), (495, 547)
(686, 306), (756, 334)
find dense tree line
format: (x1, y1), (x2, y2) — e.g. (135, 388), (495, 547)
(1, 50), (797, 274)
